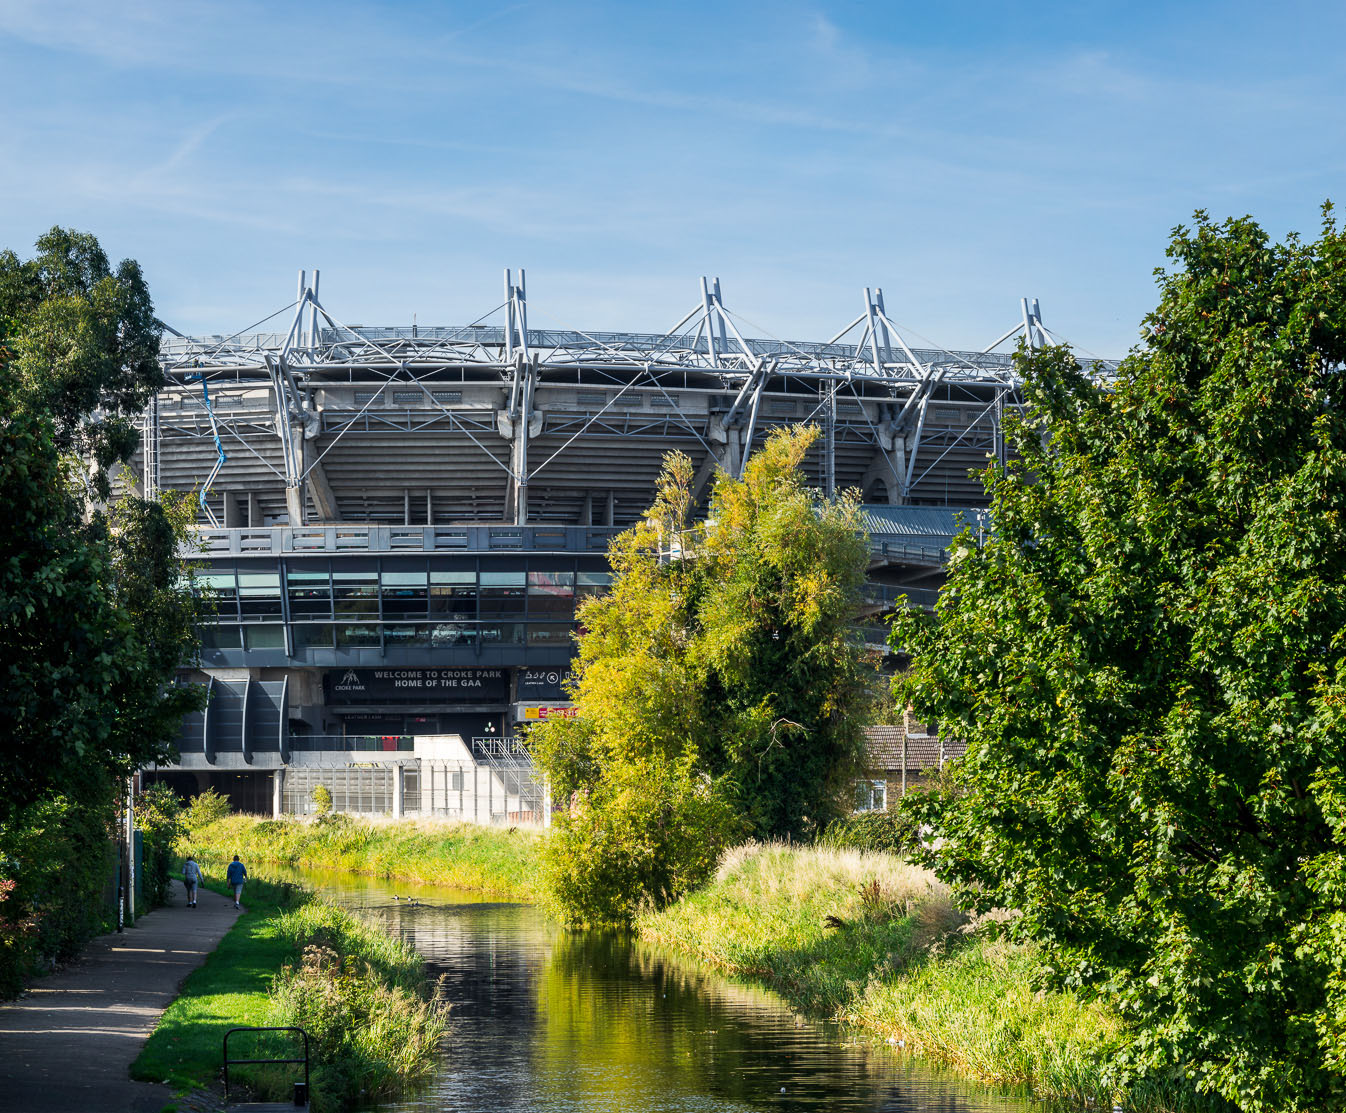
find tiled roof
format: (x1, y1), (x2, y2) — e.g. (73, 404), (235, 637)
(863, 725), (967, 772)
(864, 725), (904, 767)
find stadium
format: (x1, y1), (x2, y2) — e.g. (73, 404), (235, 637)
(136, 270), (1110, 820)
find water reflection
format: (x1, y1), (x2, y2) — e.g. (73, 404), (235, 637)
(265, 866), (1028, 1113)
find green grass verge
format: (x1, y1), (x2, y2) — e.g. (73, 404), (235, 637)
(131, 875), (447, 1112)
(638, 843), (1225, 1113)
(183, 813), (542, 899)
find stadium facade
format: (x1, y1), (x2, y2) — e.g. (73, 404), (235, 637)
(136, 271), (1104, 820)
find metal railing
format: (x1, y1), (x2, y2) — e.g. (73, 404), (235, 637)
(186, 523), (622, 556)
(287, 735), (414, 753)
(224, 1025), (309, 1107)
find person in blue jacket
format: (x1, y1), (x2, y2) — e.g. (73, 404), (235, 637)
(225, 855), (248, 909)
(182, 856), (203, 907)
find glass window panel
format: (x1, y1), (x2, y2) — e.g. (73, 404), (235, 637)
(526, 623), (574, 647)
(480, 571), (525, 587)
(335, 624), (381, 648)
(238, 573), (281, 595)
(381, 569), (428, 618)
(199, 625), (241, 649)
(238, 572), (283, 617)
(287, 569), (332, 617)
(198, 571), (240, 617)
(480, 569), (526, 616)
(333, 570), (379, 616)
(527, 571), (574, 617)
(384, 624), (431, 648)
(293, 624), (335, 651)
(528, 570), (575, 588)
(430, 570), (475, 585)
(430, 583), (475, 618)
(243, 625), (285, 650)
(479, 622), (524, 645)
(429, 622), (477, 647)
(239, 597), (283, 619)
(576, 571), (613, 598)
(853, 779), (887, 813)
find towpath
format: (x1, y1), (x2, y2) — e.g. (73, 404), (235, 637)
(0, 880), (238, 1113)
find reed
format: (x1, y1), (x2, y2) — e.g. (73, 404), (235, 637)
(183, 812), (542, 899)
(639, 843), (1226, 1113)
(132, 875), (447, 1112)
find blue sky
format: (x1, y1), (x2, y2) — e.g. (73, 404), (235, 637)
(2, 0), (1343, 357)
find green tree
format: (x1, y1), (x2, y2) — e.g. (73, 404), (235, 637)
(135, 783), (184, 908)
(892, 209), (1346, 1111)
(0, 227), (161, 494)
(532, 426), (871, 924)
(0, 231), (204, 825)
(0, 228), (204, 991)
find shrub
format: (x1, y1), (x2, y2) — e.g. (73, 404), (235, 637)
(310, 785), (332, 817)
(267, 901), (449, 1104)
(819, 808), (918, 855)
(0, 770), (119, 996)
(181, 788), (230, 837)
(135, 783), (183, 908)
(541, 756), (744, 926)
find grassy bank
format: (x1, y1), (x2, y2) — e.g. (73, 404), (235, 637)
(637, 843), (1219, 1113)
(184, 813), (542, 899)
(132, 875), (448, 1112)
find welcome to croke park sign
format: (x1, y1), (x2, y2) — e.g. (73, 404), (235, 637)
(325, 668), (507, 704)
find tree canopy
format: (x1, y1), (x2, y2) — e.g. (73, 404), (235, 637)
(0, 227), (162, 495)
(0, 228), (202, 823)
(531, 426), (872, 924)
(892, 209), (1346, 1111)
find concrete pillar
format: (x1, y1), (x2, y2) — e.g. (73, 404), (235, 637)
(273, 769), (284, 818)
(248, 491), (262, 527)
(223, 491), (242, 527)
(392, 765), (403, 819)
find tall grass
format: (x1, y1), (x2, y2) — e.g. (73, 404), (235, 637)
(183, 813), (542, 899)
(132, 875), (447, 1112)
(639, 843), (1226, 1113)
(642, 843), (961, 1014)
(265, 900), (449, 1106)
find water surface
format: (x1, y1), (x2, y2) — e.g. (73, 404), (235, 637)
(277, 866), (1031, 1113)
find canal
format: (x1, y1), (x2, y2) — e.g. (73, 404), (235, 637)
(276, 866), (1031, 1113)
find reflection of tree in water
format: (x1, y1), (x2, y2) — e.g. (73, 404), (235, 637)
(385, 902), (550, 1112)
(268, 868), (1024, 1113)
(535, 930), (1020, 1113)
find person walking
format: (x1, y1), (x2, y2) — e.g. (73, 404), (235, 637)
(182, 856), (203, 907)
(225, 855), (248, 910)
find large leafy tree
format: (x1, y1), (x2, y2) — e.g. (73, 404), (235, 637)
(532, 426), (871, 924)
(0, 227), (162, 494)
(0, 229), (201, 822)
(892, 209), (1346, 1111)
(0, 230), (203, 991)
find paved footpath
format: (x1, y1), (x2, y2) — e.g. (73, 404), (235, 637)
(0, 880), (239, 1113)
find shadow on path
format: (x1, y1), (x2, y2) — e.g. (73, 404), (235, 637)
(0, 879), (238, 1113)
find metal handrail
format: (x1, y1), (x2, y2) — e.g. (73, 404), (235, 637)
(224, 1025), (310, 1107)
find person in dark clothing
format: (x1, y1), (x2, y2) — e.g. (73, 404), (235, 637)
(225, 855), (247, 909)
